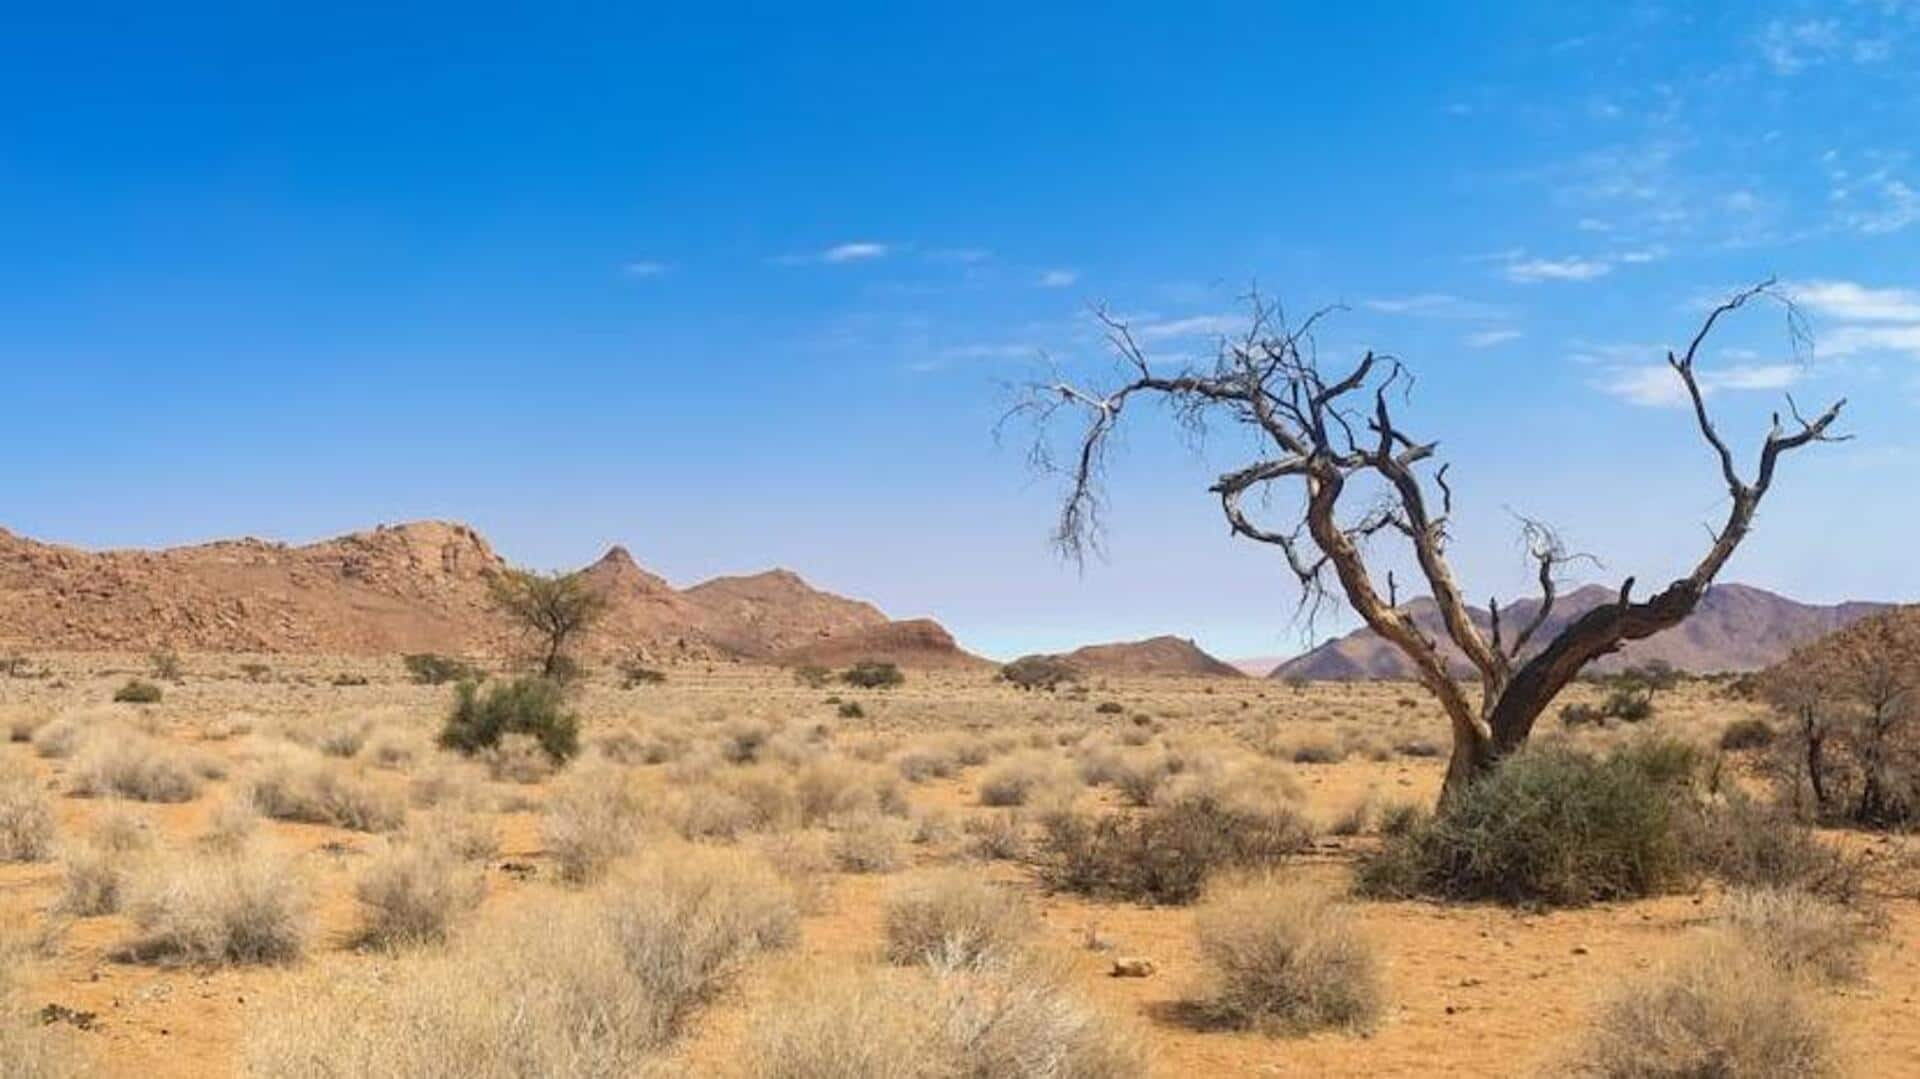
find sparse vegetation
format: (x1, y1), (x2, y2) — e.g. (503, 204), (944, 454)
(0, 760), (56, 862)
(487, 568), (609, 679)
(1036, 790), (1312, 904)
(884, 869), (1034, 968)
(439, 676), (580, 764)
(1191, 874), (1382, 1035)
(246, 752), (406, 831)
(841, 659), (905, 689)
(403, 652), (478, 685)
(113, 678), (164, 704)
(1000, 654), (1081, 691)
(1358, 742), (1696, 906)
(120, 849), (311, 966)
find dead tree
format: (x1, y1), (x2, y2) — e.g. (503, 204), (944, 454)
(1013, 281), (1844, 799)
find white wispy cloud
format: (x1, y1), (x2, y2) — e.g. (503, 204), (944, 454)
(1038, 269), (1079, 288)
(1758, 15), (1897, 75)
(1134, 314), (1242, 341)
(1506, 256), (1613, 283)
(772, 241), (892, 266)
(624, 260), (670, 277)
(1362, 293), (1506, 319)
(1597, 362), (1805, 407)
(1824, 323), (1920, 360)
(1791, 280), (1920, 322)
(1465, 328), (1523, 348)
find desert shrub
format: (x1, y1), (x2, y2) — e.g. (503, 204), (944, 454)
(198, 796), (261, 853)
(1036, 791), (1312, 904)
(542, 764), (645, 884)
(1680, 791), (1861, 901)
(408, 808), (500, 863)
(893, 742), (958, 782)
(354, 840), (487, 947)
(314, 714), (373, 758)
(837, 700), (866, 718)
(238, 661), (272, 682)
(965, 812), (1028, 861)
(842, 660), (905, 689)
(1192, 875), (1382, 1034)
(32, 709), (116, 759)
(1112, 752), (1173, 807)
(1358, 742), (1695, 906)
(750, 957), (1142, 1079)
(332, 672), (371, 686)
(1719, 887), (1866, 984)
(978, 753), (1058, 807)
(120, 850), (310, 965)
(4, 708), (49, 742)
(113, 678), (163, 704)
(792, 664), (832, 689)
(247, 847), (798, 1076)
(1377, 801), (1424, 838)
(795, 758), (904, 826)
(148, 650), (184, 681)
(484, 731), (558, 783)
(246, 752), (406, 831)
(1602, 687), (1654, 722)
(68, 733), (216, 803)
(620, 661), (667, 689)
(1094, 701), (1124, 715)
(1559, 702), (1604, 727)
(439, 677), (579, 764)
(0, 937), (87, 1077)
(1719, 717), (1776, 751)
(57, 811), (154, 915)
(1565, 937), (1834, 1078)
(0, 760), (55, 862)
(1288, 737), (1347, 765)
(884, 870), (1035, 968)
(830, 812), (908, 873)
(1000, 654), (1081, 692)
(403, 652), (476, 685)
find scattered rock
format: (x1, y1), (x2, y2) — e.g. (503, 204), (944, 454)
(1110, 956), (1156, 978)
(39, 1004), (96, 1031)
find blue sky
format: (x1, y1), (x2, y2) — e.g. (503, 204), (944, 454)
(3, 3), (1917, 660)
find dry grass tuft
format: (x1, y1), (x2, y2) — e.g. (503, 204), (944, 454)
(120, 849), (310, 966)
(1718, 887), (1868, 984)
(884, 869), (1035, 968)
(246, 750), (406, 831)
(68, 732), (219, 802)
(0, 759), (56, 862)
(1566, 936), (1835, 1078)
(246, 845), (797, 1076)
(354, 839), (487, 947)
(749, 955), (1144, 1079)
(1191, 874), (1382, 1035)
(541, 763), (645, 884)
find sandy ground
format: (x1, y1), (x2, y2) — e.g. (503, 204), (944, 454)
(2, 654), (1916, 1077)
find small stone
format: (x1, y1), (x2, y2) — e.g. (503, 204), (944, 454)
(1571, 945), (1590, 956)
(1110, 957), (1156, 978)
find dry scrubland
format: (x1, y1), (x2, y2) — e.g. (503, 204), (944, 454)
(1, 655), (1917, 1077)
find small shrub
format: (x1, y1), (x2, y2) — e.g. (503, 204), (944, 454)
(978, 754), (1055, 807)
(1565, 937), (1835, 1078)
(1000, 654), (1081, 692)
(1037, 791), (1312, 904)
(402, 652), (477, 686)
(59, 817), (153, 916)
(884, 870), (1035, 968)
(148, 650), (184, 681)
(1288, 738), (1346, 765)
(1192, 875), (1382, 1034)
(837, 700), (866, 719)
(792, 664), (832, 689)
(0, 761), (56, 862)
(620, 662), (666, 689)
(439, 677), (579, 764)
(841, 660), (905, 690)
(238, 662), (272, 682)
(121, 851), (310, 966)
(1602, 687), (1654, 722)
(1358, 742), (1695, 906)
(331, 672), (370, 687)
(965, 812), (1027, 861)
(113, 679), (163, 704)
(1559, 702), (1604, 727)
(1095, 701), (1124, 715)
(354, 840), (486, 947)
(1719, 717), (1776, 752)
(198, 797), (260, 853)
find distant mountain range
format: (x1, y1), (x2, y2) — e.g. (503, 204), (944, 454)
(1264, 583), (1890, 681)
(0, 520), (966, 665)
